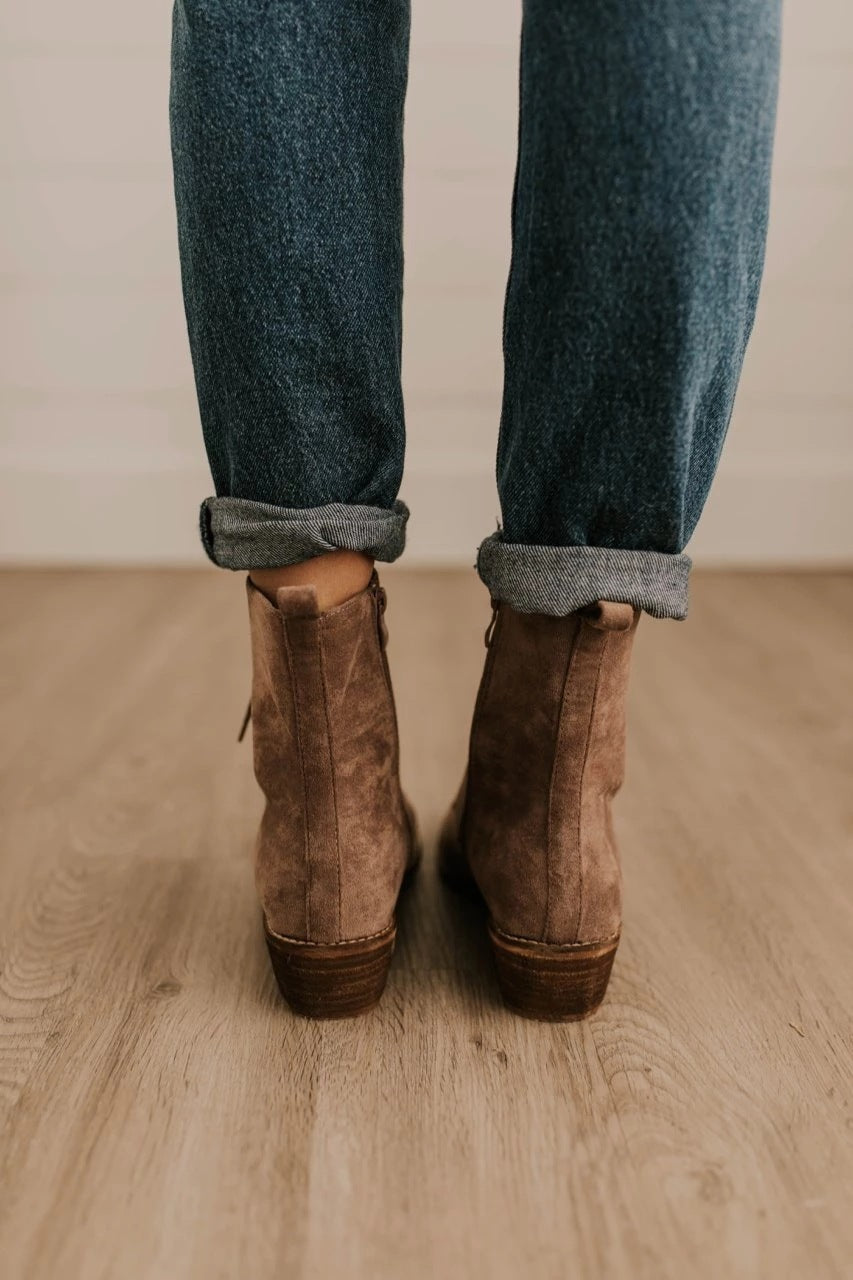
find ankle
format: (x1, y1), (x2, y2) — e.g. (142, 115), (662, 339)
(250, 550), (374, 612)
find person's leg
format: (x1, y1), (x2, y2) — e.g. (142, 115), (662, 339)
(170, 0), (410, 577)
(250, 552), (374, 613)
(480, 0), (782, 620)
(170, 0), (418, 1017)
(443, 0), (782, 1019)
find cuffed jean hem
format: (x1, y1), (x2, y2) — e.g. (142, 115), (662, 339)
(477, 533), (691, 620)
(200, 496), (409, 569)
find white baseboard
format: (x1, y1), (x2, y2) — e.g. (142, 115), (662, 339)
(0, 460), (851, 568)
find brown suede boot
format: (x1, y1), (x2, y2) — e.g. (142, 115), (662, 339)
(246, 572), (418, 1018)
(440, 598), (639, 1021)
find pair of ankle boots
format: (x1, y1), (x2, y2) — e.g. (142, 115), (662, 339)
(246, 572), (638, 1021)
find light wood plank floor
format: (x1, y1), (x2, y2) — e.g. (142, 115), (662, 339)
(1, 569), (851, 1280)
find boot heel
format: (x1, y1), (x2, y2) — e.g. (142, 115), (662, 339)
(488, 924), (619, 1022)
(265, 923), (396, 1019)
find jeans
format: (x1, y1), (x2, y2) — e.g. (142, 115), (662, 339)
(170, 0), (781, 620)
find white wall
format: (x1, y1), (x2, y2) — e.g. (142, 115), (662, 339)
(1, 2), (851, 566)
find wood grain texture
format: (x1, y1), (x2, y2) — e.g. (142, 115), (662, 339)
(0, 568), (851, 1280)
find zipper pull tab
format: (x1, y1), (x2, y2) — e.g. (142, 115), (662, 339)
(237, 699), (252, 743)
(484, 601), (499, 648)
(373, 579), (389, 648)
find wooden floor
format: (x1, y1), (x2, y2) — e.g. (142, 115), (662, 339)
(1, 569), (851, 1279)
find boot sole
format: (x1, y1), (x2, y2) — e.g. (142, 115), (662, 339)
(488, 925), (619, 1022)
(265, 922), (397, 1019)
(439, 836), (618, 1021)
(264, 854), (420, 1019)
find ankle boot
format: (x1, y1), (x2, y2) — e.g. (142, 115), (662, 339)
(246, 572), (418, 1018)
(440, 598), (639, 1020)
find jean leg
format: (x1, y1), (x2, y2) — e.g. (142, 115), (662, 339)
(480, 0), (782, 618)
(170, 0), (411, 569)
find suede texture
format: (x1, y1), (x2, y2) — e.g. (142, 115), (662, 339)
(247, 573), (413, 943)
(444, 600), (639, 946)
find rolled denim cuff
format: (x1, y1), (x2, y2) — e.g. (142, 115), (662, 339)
(477, 532), (691, 620)
(200, 497), (409, 569)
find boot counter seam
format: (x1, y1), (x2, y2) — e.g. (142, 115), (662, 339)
(282, 617), (312, 940)
(572, 627), (610, 943)
(543, 625), (578, 942)
(317, 618), (343, 942)
(545, 620), (609, 945)
(462, 605), (503, 856)
(491, 921), (620, 949)
(265, 920), (395, 947)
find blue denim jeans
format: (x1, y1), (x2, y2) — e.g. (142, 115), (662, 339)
(170, 0), (781, 619)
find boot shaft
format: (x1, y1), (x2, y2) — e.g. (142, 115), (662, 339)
(247, 574), (409, 944)
(464, 599), (639, 945)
